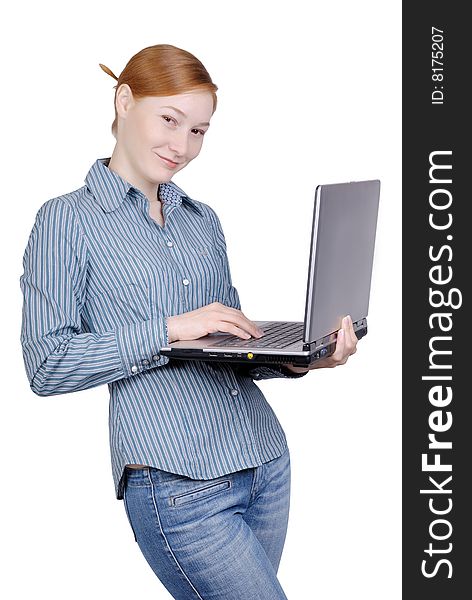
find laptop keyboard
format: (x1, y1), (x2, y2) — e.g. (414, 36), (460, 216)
(210, 321), (304, 349)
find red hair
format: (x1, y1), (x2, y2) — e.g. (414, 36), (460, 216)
(99, 44), (218, 138)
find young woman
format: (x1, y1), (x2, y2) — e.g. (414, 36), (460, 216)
(19, 44), (358, 599)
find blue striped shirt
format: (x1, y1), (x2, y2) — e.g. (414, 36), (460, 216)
(19, 157), (307, 499)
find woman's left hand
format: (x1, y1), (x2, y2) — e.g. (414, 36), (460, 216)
(284, 315), (358, 374)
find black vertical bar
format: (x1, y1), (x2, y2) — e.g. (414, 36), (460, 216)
(403, 3), (468, 598)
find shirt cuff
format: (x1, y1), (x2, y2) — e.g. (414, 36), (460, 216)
(278, 365), (310, 378)
(242, 364), (309, 380)
(115, 317), (170, 378)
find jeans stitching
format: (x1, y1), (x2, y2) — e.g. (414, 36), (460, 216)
(123, 485), (138, 542)
(146, 468), (205, 600)
(171, 480), (231, 507)
(249, 466), (258, 506)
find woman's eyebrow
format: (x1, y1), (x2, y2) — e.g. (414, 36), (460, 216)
(161, 105), (210, 127)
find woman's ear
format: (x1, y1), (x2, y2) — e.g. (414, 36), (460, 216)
(115, 84), (134, 119)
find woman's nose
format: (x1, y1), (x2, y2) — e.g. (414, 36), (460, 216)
(168, 131), (188, 157)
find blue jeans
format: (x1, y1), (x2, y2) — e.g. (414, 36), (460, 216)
(122, 446), (291, 599)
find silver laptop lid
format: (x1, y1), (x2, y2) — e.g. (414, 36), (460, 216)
(303, 180), (380, 343)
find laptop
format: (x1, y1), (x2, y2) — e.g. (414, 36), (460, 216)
(160, 180), (381, 368)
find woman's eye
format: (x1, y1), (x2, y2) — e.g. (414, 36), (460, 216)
(162, 116), (204, 136)
(162, 115), (176, 125)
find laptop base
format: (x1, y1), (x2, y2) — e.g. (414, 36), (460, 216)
(163, 319), (367, 367)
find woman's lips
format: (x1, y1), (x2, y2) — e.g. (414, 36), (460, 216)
(155, 153), (180, 168)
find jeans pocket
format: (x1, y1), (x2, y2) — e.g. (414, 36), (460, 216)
(171, 479), (232, 507)
(123, 485), (138, 542)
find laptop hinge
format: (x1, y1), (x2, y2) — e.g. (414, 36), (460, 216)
(302, 319), (368, 352)
(303, 331), (338, 352)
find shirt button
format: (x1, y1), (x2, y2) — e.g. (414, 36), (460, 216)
(182, 278), (190, 286)
(141, 359), (150, 366)
(230, 389), (239, 396)
(152, 354), (160, 361)
(166, 240), (174, 247)
(131, 365), (138, 374)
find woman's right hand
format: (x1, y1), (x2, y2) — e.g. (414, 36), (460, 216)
(166, 302), (264, 343)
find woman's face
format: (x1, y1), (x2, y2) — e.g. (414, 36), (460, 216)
(116, 87), (214, 184)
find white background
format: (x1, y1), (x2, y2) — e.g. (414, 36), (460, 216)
(2, 1), (401, 598)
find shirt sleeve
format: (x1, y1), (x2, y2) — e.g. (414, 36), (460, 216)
(205, 205), (308, 381)
(19, 198), (170, 397)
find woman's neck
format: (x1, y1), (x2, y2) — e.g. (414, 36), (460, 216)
(107, 147), (159, 204)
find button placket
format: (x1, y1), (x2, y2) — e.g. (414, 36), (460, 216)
(180, 278), (191, 313)
(204, 365), (257, 454)
(163, 236), (191, 308)
(212, 364), (242, 398)
(226, 364), (242, 392)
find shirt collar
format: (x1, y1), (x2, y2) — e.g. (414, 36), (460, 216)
(85, 157), (203, 216)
